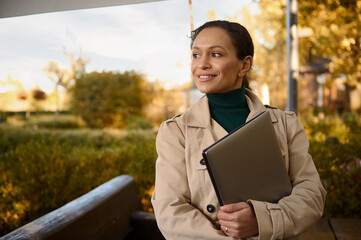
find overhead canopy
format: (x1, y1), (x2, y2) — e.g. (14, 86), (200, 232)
(0, 0), (165, 18)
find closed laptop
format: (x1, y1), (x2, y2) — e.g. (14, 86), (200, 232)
(202, 110), (292, 206)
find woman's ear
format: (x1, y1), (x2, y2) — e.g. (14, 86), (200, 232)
(240, 56), (253, 74)
(237, 56), (253, 79)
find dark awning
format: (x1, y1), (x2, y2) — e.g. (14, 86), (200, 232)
(0, 0), (166, 18)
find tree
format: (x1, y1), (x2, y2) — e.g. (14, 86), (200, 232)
(43, 48), (89, 113)
(32, 89), (47, 101)
(298, 0), (361, 86)
(32, 88), (47, 113)
(143, 80), (187, 126)
(63, 48), (89, 81)
(71, 70), (151, 128)
(43, 61), (66, 113)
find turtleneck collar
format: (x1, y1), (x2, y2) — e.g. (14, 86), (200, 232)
(206, 84), (248, 109)
(205, 84), (250, 133)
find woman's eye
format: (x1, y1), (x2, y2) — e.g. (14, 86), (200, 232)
(212, 52), (221, 57)
(192, 53), (200, 59)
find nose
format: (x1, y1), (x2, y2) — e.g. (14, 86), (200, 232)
(198, 56), (211, 69)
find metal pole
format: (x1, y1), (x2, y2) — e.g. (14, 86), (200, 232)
(188, 0), (197, 107)
(286, 0), (299, 113)
(188, 0), (194, 31)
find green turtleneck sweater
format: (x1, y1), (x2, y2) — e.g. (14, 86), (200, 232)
(206, 85), (250, 133)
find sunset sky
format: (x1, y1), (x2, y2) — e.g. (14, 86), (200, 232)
(0, 0), (258, 93)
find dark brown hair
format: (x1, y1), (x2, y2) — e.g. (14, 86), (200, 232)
(190, 20), (254, 89)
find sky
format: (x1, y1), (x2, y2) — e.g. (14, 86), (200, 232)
(0, 0), (258, 93)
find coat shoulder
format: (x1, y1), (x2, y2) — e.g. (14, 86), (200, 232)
(265, 105), (297, 119)
(265, 105), (284, 120)
(165, 114), (183, 123)
(162, 114), (186, 137)
(284, 110), (296, 116)
(264, 104), (278, 110)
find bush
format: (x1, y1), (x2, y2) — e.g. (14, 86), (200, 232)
(71, 71), (151, 128)
(0, 125), (157, 236)
(126, 116), (153, 131)
(301, 111), (361, 218)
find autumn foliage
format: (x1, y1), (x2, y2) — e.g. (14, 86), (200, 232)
(71, 70), (152, 128)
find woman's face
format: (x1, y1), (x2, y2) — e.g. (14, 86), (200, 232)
(191, 27), (245, 94)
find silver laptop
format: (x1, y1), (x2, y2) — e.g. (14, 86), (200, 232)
(202, 110), (292, 206)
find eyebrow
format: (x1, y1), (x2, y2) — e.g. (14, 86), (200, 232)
(192, 45), (227, 51)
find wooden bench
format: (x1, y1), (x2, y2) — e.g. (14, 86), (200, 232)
(0, 175), (164, 240)
(1, 175), (360, 239)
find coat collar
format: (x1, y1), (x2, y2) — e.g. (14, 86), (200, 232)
(181, 95), (211, 128)
(181, 88), (277, 128)
(244, 88), (278, 123)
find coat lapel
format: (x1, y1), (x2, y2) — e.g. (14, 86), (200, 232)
(180, 89), (276, 157)
(181, 96), (228, 154)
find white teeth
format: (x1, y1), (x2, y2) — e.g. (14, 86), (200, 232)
(199, 75), (214, 79)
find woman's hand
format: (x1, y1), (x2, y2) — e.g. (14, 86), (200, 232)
(217, 202), (259, 239)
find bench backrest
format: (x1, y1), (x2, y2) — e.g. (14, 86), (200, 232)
(1, 175), (141, 240)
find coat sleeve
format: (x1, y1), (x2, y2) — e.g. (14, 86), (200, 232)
(151, 120), (231, 240)
(248, 112), (327, 240)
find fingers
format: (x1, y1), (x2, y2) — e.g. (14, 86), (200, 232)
(218, 211), (236, 222)
(218, 204), (259, 239)
(218, 203), (255, 223)
(220, 223), (243, 238)
(219, 219), (239, 230)
(220, 202), (249, 213)
(220, 224), (238, 237)
(218, 203), (249, 221)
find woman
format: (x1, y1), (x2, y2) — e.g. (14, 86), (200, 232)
(151, 20), (326, 240)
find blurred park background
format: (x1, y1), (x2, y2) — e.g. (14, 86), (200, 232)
(1, 0), (361, 236)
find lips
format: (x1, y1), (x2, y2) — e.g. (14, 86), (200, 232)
(197, 74), (217, 82)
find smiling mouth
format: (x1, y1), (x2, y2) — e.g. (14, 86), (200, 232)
(198, 75), (217, 81)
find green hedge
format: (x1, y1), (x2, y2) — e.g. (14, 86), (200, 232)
(0, 125), (157, 236)
(301, 111), (361, 218)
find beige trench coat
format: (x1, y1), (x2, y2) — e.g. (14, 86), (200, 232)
(152, 89), (326, 240)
